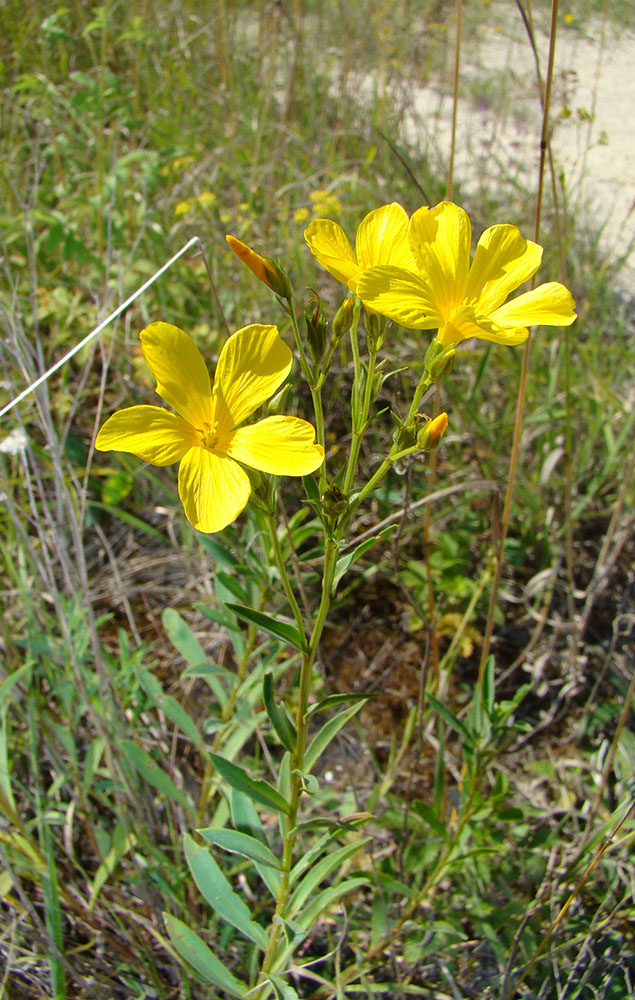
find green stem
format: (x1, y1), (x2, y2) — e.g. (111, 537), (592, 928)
(406, 370), (433, 424)
(285, 302), (327, 493)
(342, 342), (377, 495)
(257, 537), (338, 989)
(337, 438), (418, 536)
(264, 509), (306, 640)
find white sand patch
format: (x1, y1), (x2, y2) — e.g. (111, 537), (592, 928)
(401, 14), (635, 290)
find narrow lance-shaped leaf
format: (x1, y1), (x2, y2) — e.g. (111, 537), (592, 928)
(184, 834), (269, 949)
(121, 740), (191, 812)
(162, 608), (228, 709)
(304, 699), (369, 772)
(226, 603), (307, 652)
(288, 838), (372, 917)
(210, 752), (291, 815)
(197, 826), (282, 870)
(264, 672), (297, 752)
(164, 912), (247, 996)
(297, 877), (369, 931)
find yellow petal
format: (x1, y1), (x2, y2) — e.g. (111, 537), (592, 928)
(140, 322), (212, 428)
(490, 282), (577, 329)
(227, 416), (324, 475)
(355, 203), (415, 272)
(356, 266), (442, 329)
(304, 219), (361, 290)
(226, 234), (271, 284)
(437, 306), (529, 347)
(214, 325), (292, 431)
(95, 405), (195, 465)
(178, 447), (251, 533)
(465, 225), (542, 312)
(408, 202), (471, 317)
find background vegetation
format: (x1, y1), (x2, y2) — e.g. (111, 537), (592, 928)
(1, 1), (633, 998)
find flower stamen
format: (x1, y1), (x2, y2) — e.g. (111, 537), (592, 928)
(198, 420), (219, 450)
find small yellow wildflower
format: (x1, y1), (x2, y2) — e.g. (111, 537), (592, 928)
(96, 323), (324, 533)
(196, 192), (216, 209)
(294, 207), (310, 224)
(357, 201), (576, 347)
(309, 191), (343, 217)
(174, 200), (192, 217)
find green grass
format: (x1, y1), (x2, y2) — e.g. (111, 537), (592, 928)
(1, 1), (633, 997)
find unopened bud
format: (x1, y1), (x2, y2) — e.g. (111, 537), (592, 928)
(424, 340), (455, 382)
(226, 235), (292, 299)
(267, 382), (291, 415)
(304, 291), (329, 364)
(364, 309), (386, 349)
(332, 296), (354, 342)
(417, 412), (449, 451)
(392, 419), (418, 452)
(321, 483), (348, 518)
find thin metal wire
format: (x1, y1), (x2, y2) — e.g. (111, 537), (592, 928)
(0, 236), (203, 421)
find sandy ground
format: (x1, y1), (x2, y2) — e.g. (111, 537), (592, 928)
(401, 12), (635, 292)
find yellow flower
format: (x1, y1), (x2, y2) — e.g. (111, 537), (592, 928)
(196, 191), (216, 208)
(304, 202), (416, 294)
(174, 199), (192, 217)
(95, 323), (324, 533)
(294, 206), (310, 224)
(357, 201), (576, 347)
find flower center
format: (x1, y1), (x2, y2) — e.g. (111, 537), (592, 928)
(198, 420), (219, 450)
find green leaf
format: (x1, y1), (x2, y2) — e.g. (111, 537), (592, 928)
(196, 536), (240, 572)
(210, 753), (291, 815)
(90, 501), (168, 542)
(162, 608), (228, 709)
(482, 654), (495, 715)
(225, 604), (306, 652)
(121, 740), (191, 812)
(230, 790), (281, 898)
(198, 827), (282, 870)
(274, 914), (306, 948)
(297, 877), (369, 931)
(302, 474), (321, 504)
(263, 673), (297, 752)
(304, 700), (367, 772)
(412, 800), (450, 844)
(269, 975), (300, 1000)
(195, 601), (240, 631)
(184, 834), (269, 949)
(216, 570), (250, 605)
(306, 692), (373, 719)
(88, 822), (136, 910)
(425, 693), (470, 740)
(164, 913), (247, 996)
(101, 469), (134, 505)
(331, 525), (397, 594)
(136, 667), (202, 748)
(288, 838), (372, 917)
(0, 661), (34, 708)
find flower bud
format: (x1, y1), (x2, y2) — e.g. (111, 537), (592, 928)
(424, 340), (456, 382)
(267, 382), (291, 415)
(364, 309), (387, 349)
(303, 291), (329, 364)
(226, 235), (292, 300)
(332, 296), (355, 342)
(321, 483), (348, 518)
(392, 419), (418, 452)
(417, 412), (449, 451)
